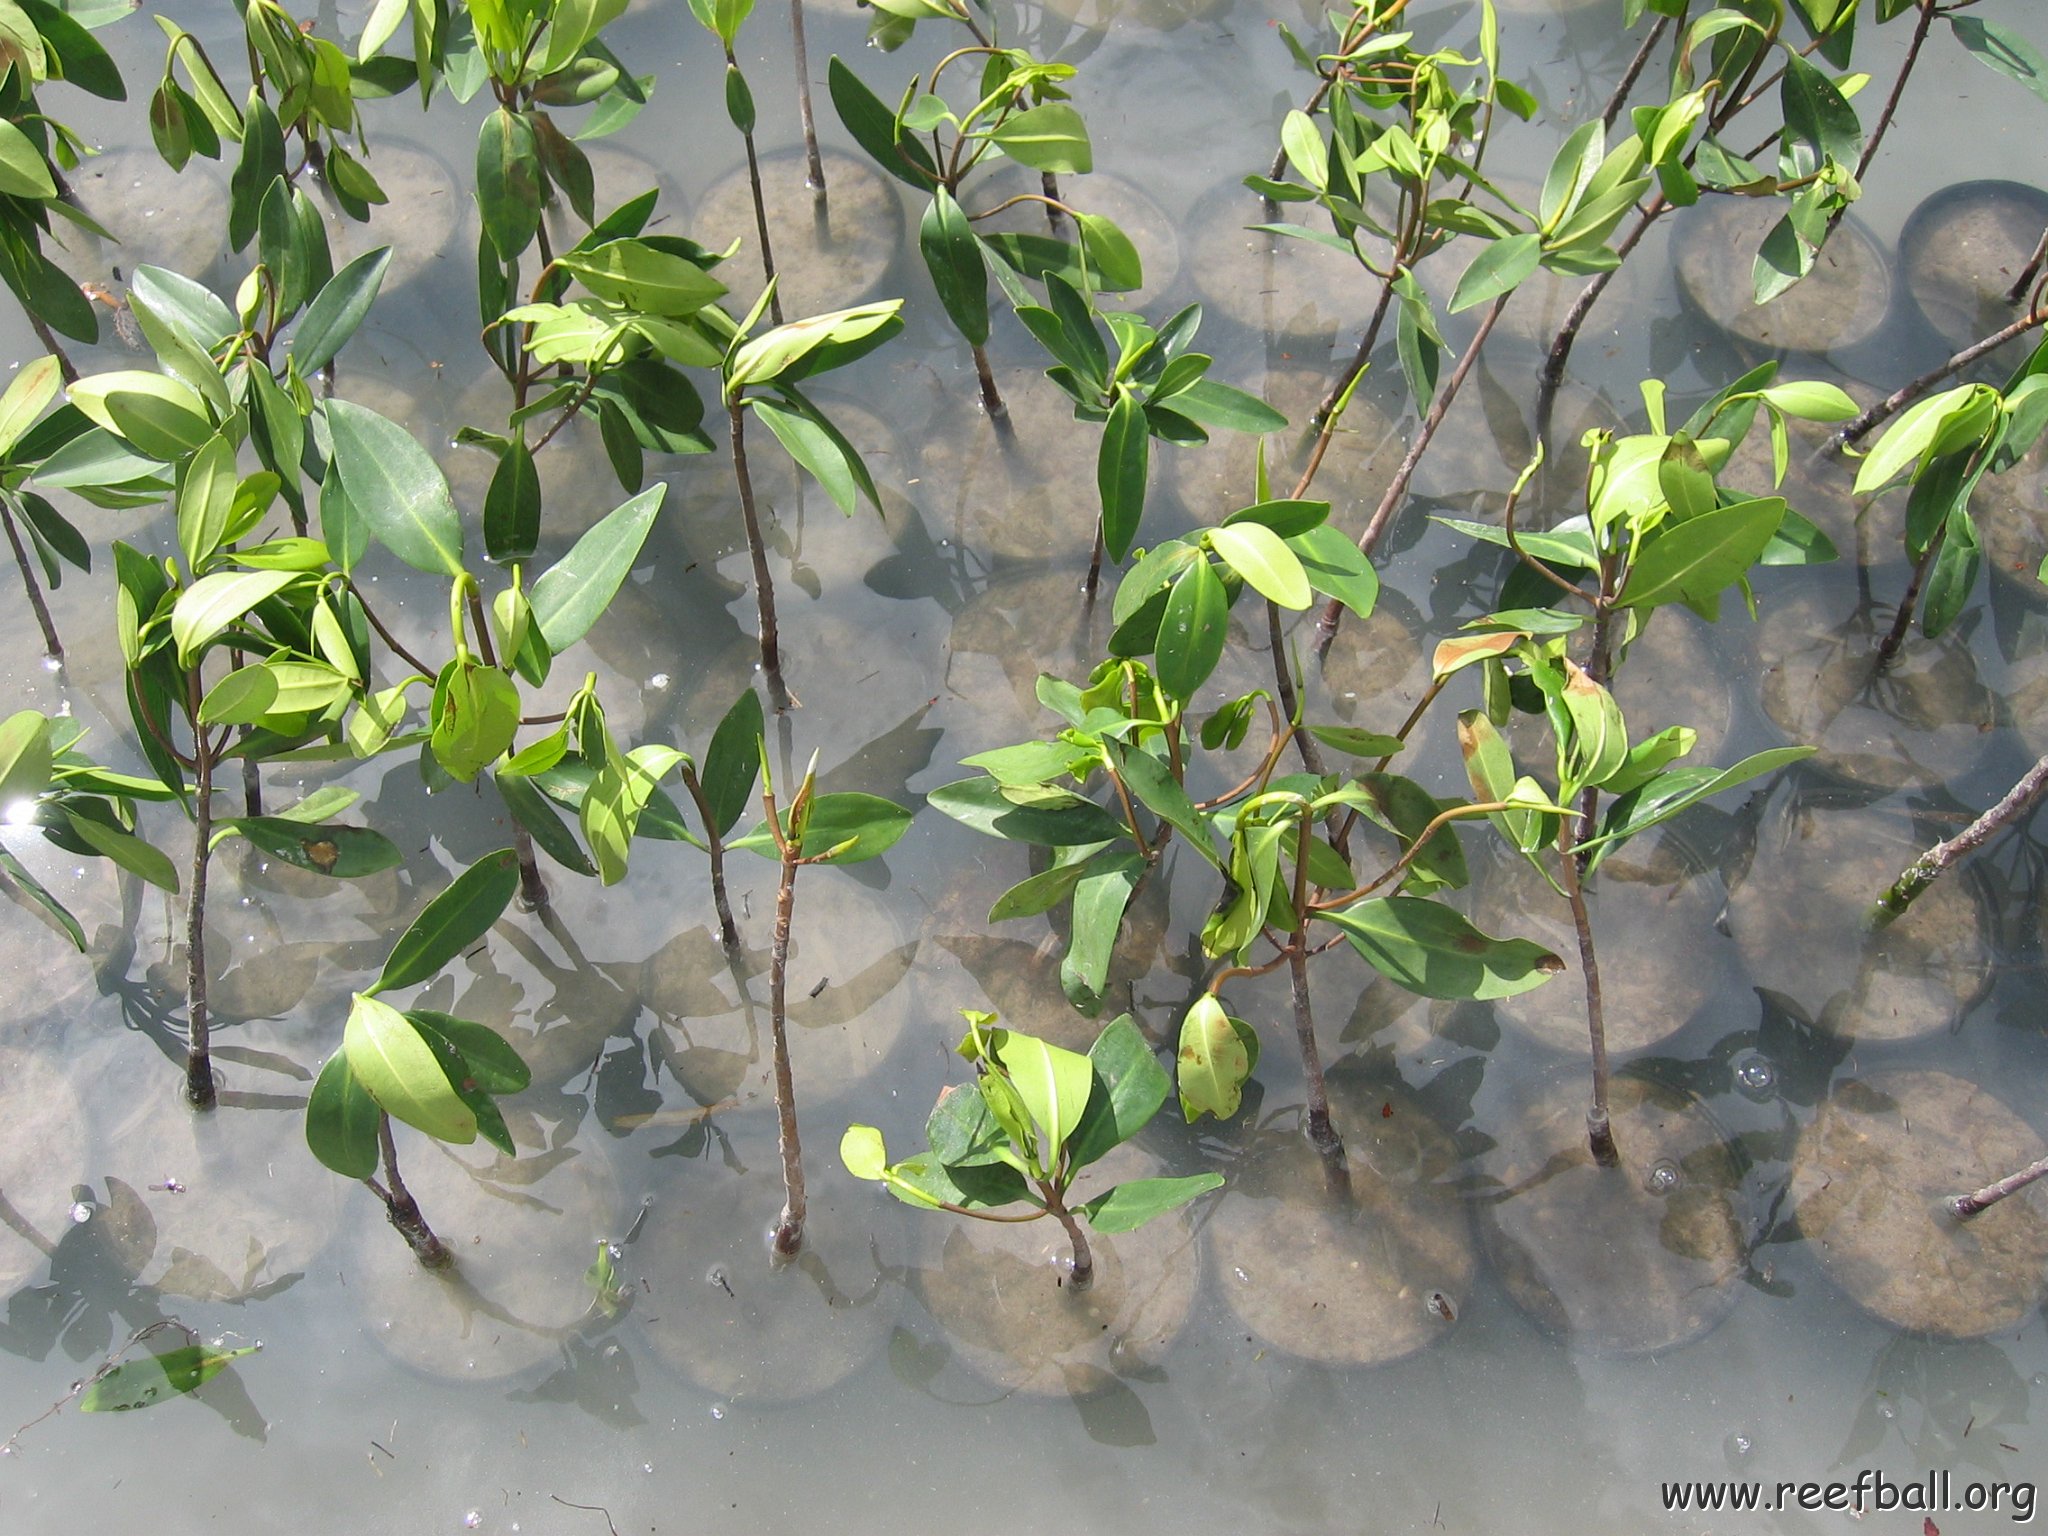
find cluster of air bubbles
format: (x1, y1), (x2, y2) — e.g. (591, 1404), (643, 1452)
(69, 1199), (93, 1225)
(1725, 1431), (1755, 1460)
(1734, 1052), (1778, 1101)
(1645, 1159), (1682, 1196)
(461, 1513), (482, 1530)
(648, 672), (671, 690)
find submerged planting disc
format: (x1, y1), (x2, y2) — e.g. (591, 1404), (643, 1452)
(53, 149), (231, 290)
(942, 565), (1113, 742)
(97, 1091), (339, 1304)
(320, 141), (464, 292)
(351, 1130), (625, 1381)
(1210, 1078), (1474, 1367)
(913, 1144), (1205, 1396)
(1469, 825), (1726, 1058)
(1791, 1070), (2048, 1338)
(0, 1047), (88, 1295)
(1674, 197), (1892, 357)
(1184, 183), (1371, 341)
(1900, 180), (2048, 353)
(1408, 372), (1624, 512)
(913, 367), (1102, 565)
(1479, 1073), (1747, 1354)
(1756, 583), (1995, 791)
(695, 150), (903, 318)
(641, 878), (918, 1110)
(1162, 362), (1402, 528)
(1725, 801), (1991, 1041)
(0, 842), (119, 1022)
(633, 1125), (906, 1403)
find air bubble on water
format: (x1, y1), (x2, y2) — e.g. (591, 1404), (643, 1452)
(1645, 1159), (1681, 1196)
(1725, 1432), (1754, 1459)
(643, 1463), (655, 1475)
(461, 1513), (482, 1530)
(1735, 1053), (1777, 1100)
(2034, 1373), (2047, 1388)
(603, 1342), (622, 1360)
(40, 655), (61, 674)
(1233, 1266), (1252, 1285)
(709, 1402), (728, 1421)
(69, 1201), (92, 1224)
(648, 673), (671, 690)
(1878, 1404), (1896, 1420)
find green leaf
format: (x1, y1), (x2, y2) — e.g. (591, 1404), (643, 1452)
(376, 849), (520, 994)
(1080, 1173), (1224, 1233)
(431, 659), (520, 781)
(344, 993), (478, 1143)
(840, 1124), (888, 1182)
(726, 301), (904, 393)
(1289, 523), (1377, 620)
(1449, 232), (1541, 314)
(826, 55), (940, 189)
(988, 857), (1095, 922)
(1067, 1013), (1169, 1170)
(496, 768), (597, 874)
(1539, 119), (1604, 233)
(1156, 555), (1228, 701)
(918, 187), (988, 349)
(0, 354), (62, 459)
(325, 401), (465, 577)
(752, 398), (862, 515)
(66, 371), (214, 461)
(1779, 52), (1863, 174)
(226, 818), (402, 879)
(926, 776), (1127, 846)
(1113, 742), (1218, 866)
(995, 1031), (1095, 1155)
(0, 117), (56, 199)
(530, 484), (664, 651)
(175, 433), (237, 574)
(1279, 109), (1328, 190)
(986, 103), (1091, 174)
(478, 107), (543, 260)
(293, 247), (392, 373)
(0, 709), (54, 805)
(483, 436), (541, 564)
(691, 689), (761, 838)
(305, 1050), (380, 1177)
(1307, 725), (1405, 758)
(1209, 522), (1310, 609)
(405, 1010), (531, 1094)
(1074, 213), (1142, 292)
(171, 570), (297, 666)
(1581, 746), (1815, 867)
(556, 238), (728, 317)
(1167, 380), (1287, 434)
(1176, 994), (1254, 1122)
(739, 791), (913, 863)
(1617, 496), (1785, 610)
(1314, 896), (1565, 1001)
(1060, 850), (1142, 1014)
(1097, 391), (1148, 563)
(1952, 16), (2048, 103)
(81, 1346), (260, 1412)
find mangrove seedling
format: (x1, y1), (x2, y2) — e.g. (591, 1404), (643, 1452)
(730, 743), (914, 1255)
(828, 39), (1109, 417)
(305, 848), (534, 1267)
(0, 357), (92, 660)
(1440, 372), (1841, 1158)
(841, 1012), (1221, 1290)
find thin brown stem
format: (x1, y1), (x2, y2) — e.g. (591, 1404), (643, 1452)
(349, 585), (438, 679)
(1874, 751), (2048, 924)
(730, 50), (784, 328)
(1313, 294), (1510, 658)
(371, 1113), (450, 1268)
(1307, 276), (1400, 438)
(2005, 225), (2048, 306)
(788, 0), (827, 203)
(1, 496), (62, 659)
(1044, 1190), (1093, 1289)
(1601, 16), (1671, 133)
(971, 342), (1006, 419)
(1554, 822), (1616, 1167)
(1950, 1153), (2048, 1218)
(183, 674), (216, 1109)
(1831, 308), (2048, 450)
(24, 311), (77, 385)
(729, 397), (790, 711)
(1538, 192), (1667, 395)
(765, 798), (806, 1256)
(1874, 528), (1942, 674)
(679, 765), (741, 951)
(1040, 171), (1065, 234)
(1827, 0), (1935, 237)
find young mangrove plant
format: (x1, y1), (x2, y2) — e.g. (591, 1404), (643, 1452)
(841, 1012), (1221, 1290)
(0, 0), (128, 380)
(688, 0), (785, 323)
(828, 36), (1108, 417)
(730, 743), (913, 1255)
(1440, 371), (1842, 1158)
(0, 357), (92, 660)
(1844, 339), (2048, 669)
(306, 848), (534, 1267)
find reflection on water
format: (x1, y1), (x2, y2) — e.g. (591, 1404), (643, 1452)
(4, 0), (2048, 1531)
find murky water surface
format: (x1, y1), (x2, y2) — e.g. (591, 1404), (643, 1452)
(4, 1), (2048, 1531)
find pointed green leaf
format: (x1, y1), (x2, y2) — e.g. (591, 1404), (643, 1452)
(344, 993), (478, 1142)
(375, 848), (520, 993)
(1080, 1173), (1224, 1233)
(305, 1050), (380, 1177)
(530, 484), (664, 651)
(325, 400), (465, 577)
(1314, 896), (1565, 1000)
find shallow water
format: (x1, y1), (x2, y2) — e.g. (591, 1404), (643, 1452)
(4, 0), (2048, 1531)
